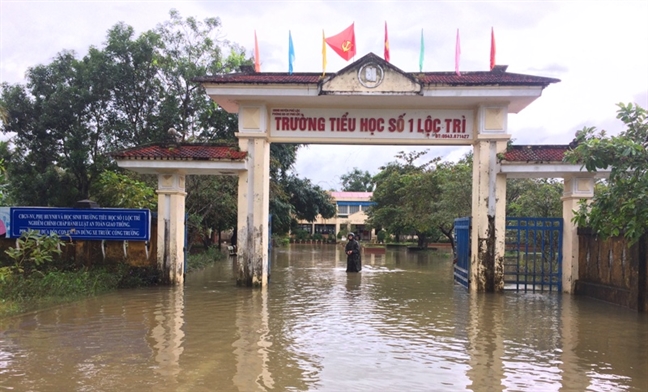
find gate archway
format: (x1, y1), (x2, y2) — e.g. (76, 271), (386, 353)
(116, 52), (575, 291)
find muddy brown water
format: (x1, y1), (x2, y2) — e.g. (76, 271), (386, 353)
(1, 245), (646, 391)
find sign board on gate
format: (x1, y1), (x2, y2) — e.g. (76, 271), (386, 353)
(269, 108), (474, 144)
(10, 208), (151, 241)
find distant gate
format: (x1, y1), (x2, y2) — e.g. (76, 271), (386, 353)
(453, 217), (471, 289)
(505, 217), (563, 292)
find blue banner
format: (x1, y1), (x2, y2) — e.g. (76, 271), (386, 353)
(10, 208), (151, 241)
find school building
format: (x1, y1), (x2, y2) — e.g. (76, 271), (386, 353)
(295, 191), (374, 241)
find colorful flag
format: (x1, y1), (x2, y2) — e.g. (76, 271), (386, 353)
(254, 30), (260, 72)
(288, 30), (295, 74)
(490, 27), (496, 70)
(419, 29), (424, 72)
(325, 23), (356, 61)
(322, 30), (327, 76)
(455, 29), (461, 76)
(384, 21), (390, 62)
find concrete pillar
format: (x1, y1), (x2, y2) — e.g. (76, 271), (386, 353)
(156, 173), (186, 285)
(236, 104), (270, 287)
(561, 175), (594, 293)
(470, 105), (510, 292)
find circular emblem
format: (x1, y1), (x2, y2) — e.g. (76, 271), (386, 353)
(358, 62), (384, 89)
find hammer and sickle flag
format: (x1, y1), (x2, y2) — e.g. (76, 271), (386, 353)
(325, 23), (356, 61)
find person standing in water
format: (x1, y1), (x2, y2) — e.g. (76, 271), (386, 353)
(345, 232), (362, 272)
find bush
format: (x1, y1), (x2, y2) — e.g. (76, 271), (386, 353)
(294, 229), (311, 241)
(312, 233), (323, 241)
(272, 235), (290, 247)
(186, 246), (225, 272)
(377, 230), (387, 243)
(2, 230), (65, 281)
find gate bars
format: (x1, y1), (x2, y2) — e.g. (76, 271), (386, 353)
(453, 217), (563, 292)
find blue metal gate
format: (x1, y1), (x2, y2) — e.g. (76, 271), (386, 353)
(505, 217), (563, 292)
(453, 217), (471, 289)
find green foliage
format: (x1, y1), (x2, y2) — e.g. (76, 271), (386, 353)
(565, 103), (648, 244)
(506, 178), (563, 218)
(340, 167), (374, 191)
(376, 229), (387, 243)
(272, 234), (290, 247)
(4, 230), (65, 278)
(185, 175), (237, 250)
(272, 174), (336, 235)
(186, 246), (225, 272)
(312, 233), (323, 241)
(0, 265), (159, 318)
(0, 10), (252, 207)
(293, 229), (311, 241)
(0, 155), (10, 206)
(368, 150), (472, 248)
(91, 171), (156, 209)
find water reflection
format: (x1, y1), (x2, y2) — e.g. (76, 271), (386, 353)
(232, 287), (274, 391)
(149, 287), (185, 380)
(0, 245), (646, 391)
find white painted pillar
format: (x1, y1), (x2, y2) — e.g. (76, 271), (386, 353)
(236, 104), (270, 287)
(561, 175), (594, 293)
(470, 105), (510, 292)
(157, 173), (187, 285)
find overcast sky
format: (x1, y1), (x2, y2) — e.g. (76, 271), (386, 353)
(2, 1), (647, 190)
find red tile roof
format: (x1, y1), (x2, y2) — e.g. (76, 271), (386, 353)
(111, 144), (247, 161)
(501, 145), (570, 163)
(417, 71), (559, 86)
(195, 71), (558, 87)
(194, 73), (323, 84)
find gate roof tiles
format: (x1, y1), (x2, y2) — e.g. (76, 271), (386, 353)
(195, 71), (558, 87)
(502, 145), (570, 162)
(111, 144), (247, 161)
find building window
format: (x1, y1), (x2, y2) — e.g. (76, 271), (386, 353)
(314, 224), (335, 234)
(337, 205), (349, 216)
(349, 205), (360, 214)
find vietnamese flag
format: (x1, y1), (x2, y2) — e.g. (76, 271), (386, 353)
(384, 21), (390, 62)
(325, 23), (356, 61)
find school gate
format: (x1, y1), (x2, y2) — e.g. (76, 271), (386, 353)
(454, 216), (563, 292)
(115, 52), (607, 292)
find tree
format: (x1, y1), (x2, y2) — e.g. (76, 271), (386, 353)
(0, 10), (250, 208)
(0, 51), (113, 205)
(90, 171), (156, 209)
(368, 152), (474, 250)
(565, 102), (648, 244)
(340, 168), (374, 192)
(429, 154), (473, 253)
(185, 175), (237, 250)
(368, 151), (433, 245)
(506, 178), (562, 218)
(271, 175), (336, 235)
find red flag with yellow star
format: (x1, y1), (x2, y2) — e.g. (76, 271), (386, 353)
(325, 23), (356, 61)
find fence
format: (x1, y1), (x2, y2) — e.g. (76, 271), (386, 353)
(576, 229), (647, 312)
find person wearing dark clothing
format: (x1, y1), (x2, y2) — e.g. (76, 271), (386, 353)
(345, 232), (362, 272)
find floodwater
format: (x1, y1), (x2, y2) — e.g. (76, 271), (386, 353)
(1, 246), (647, 392)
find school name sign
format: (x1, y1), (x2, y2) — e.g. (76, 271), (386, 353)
(269, 108), (474, 144)
(10, 208), (151, 241)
